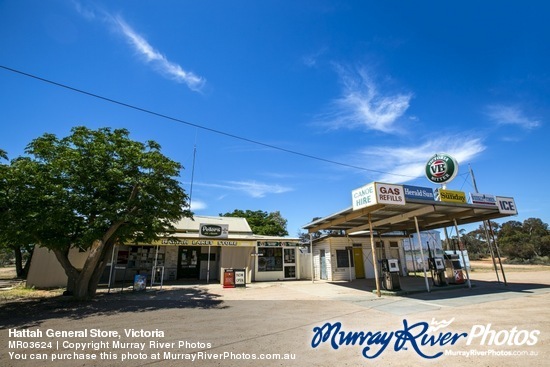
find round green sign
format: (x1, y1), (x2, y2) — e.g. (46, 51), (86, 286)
(425, 153), (459, 184)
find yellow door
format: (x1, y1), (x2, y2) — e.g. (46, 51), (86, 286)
(353, 248), (365, 278)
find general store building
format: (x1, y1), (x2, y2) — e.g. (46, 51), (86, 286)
(26, 215), (303, 288)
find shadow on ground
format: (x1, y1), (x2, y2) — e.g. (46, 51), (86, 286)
(0, 286), (225, 329)
(328, 276), (550, 301)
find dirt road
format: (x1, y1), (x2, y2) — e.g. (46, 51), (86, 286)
(1, 264), (549, 367)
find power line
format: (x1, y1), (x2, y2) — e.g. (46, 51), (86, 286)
(0, 65), (416, 178)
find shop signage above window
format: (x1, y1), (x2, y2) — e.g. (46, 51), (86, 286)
(199, 223), (229, 238)
(425, 153), (459, 184)
(157, 238), (253, 247)
(403, 185), (435, 201)
(352, 182), (405, 210)
(469, 193), (497, 206)
(496, 196), (518, 215)
(434, 188), (467, 203)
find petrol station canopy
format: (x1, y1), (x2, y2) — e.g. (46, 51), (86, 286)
(303, 183), (518, 235)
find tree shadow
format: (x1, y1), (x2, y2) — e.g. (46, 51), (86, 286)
(0, 286), (226, 329)
(328, 276), (550, 300)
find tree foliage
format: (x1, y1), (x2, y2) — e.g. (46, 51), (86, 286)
(220, 209), (288, 236)
(497, 218), (550, 260)
(0, 152), (37, 277)
(0, 127), (191, 299)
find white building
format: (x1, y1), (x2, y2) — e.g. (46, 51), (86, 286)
(27, 215), (302, 288)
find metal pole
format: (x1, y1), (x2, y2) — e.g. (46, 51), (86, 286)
(470, 163), (501, 283)
(207, 245), (211, 284)
(107, 244), (117, 293)
(151, 245), (159, 288)
(414, 216), (430, 293)
(482, 220), (501, 283)
(454, 219), (472, 288)
(488, 221), (508, 285)
(369, 213), (381, 297)
(409, 235), (418, 274)
(310, 233), (314, 283)
(347, 247), (352, 282)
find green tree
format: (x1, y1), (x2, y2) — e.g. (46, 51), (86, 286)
(498, 218), (550, 260)
(460, 222), (501, 259)
(220, 209), (288, 236)
(0, 127), (191, 300)
(0, 152), (36, 277)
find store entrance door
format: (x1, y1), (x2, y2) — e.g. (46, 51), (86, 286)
(320, 250), (327, 280)
(353, 248), (365, 278)
(178, 247), (200, 279)
(283, 248), (296, 279)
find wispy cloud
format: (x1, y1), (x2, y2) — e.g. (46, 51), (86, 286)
(353, 136), (485, 183)
(485, 104), (541, 130)
(302, 47), (328, 67)
(112, 16), (205, 92)
(320, 66), (412, 133)
(72, 1), (205, 92)
(194, 180), (293, 198)
(72, 0), (96, 20)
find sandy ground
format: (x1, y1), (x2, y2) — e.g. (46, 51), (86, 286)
(1, 262), (549, 367)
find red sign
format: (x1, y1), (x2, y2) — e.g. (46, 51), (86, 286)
(223, 269), (235, 288)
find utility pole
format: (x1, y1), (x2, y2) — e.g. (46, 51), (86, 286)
(469, 164), (507, 285)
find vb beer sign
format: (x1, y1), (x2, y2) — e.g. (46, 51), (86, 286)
(425, 153), (459, 184)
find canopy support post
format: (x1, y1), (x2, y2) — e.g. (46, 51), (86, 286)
(369, 213), (381, 297)
(414, 216), (430, 293)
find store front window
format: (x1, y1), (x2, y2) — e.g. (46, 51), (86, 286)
(336, 249), (354, 268)
(257, 247), (283, 272)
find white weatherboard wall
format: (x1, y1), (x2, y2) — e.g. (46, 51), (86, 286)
(328, 237), (355, 281)
(312, 235), (410, 281)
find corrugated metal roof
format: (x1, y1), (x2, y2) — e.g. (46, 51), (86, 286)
(303, 198), (515, 235)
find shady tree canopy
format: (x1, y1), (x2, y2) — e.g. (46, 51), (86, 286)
(0, 127), (191, 300)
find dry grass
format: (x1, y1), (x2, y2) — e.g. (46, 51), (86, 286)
(0, 266), (64, 302)
(0, 283), (64, 302)
(0, 266), (16, 280)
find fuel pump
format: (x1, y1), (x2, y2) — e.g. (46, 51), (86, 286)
(444, 253), (465, 284)
(427, 242), (447, 286)
(379, 258), (401, 291)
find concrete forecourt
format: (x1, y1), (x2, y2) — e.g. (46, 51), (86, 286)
(1, 263), (549, 367)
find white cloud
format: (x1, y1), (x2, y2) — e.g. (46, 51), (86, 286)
(112, 16), (205, 92)
(354, 136), (486, 183)
(194, 181), (293, 198)
(189, 199), (207, 211)
(485, 104), (541, 129)
(321, 67), (412, 133)
(72, 0), (96, 20)
(302, 47), (328, 67)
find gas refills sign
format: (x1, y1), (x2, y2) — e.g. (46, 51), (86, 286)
(425, 153), (459, 184)
(352, 182), (405, 210)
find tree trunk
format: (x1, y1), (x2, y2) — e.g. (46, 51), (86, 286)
(87, 240), (115, 298)
(22, 246), (34, 278)
(52, 247), (80, 296)
(13, 245), (24, 278)
(53, 222), (125, 300)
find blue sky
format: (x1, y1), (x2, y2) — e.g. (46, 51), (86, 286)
(1, 1), (549, 237)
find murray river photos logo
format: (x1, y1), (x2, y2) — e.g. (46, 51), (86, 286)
(425, 153), (459, 184)
(310, 319), (540, 359)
